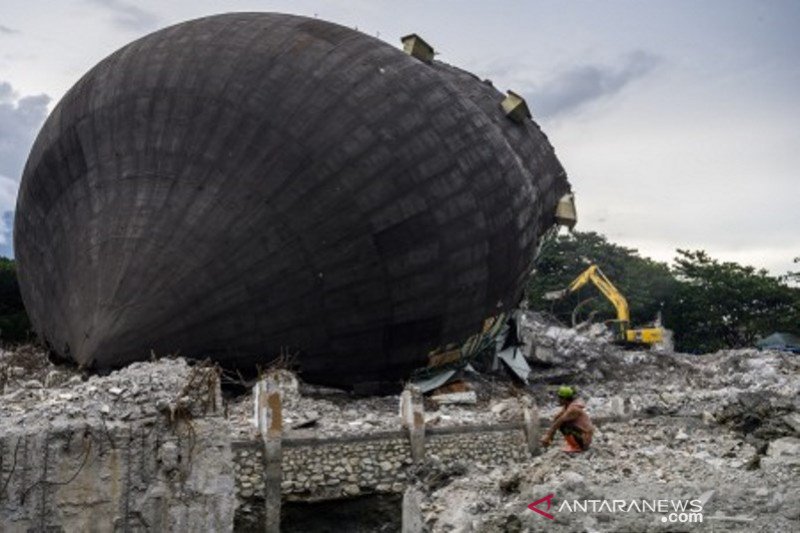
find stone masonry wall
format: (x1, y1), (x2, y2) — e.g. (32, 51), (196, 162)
(425, 425), (529, 465)
(234, 432), (412, 502)
(233, 424), (531, 526)
(283, 434), (412, 499)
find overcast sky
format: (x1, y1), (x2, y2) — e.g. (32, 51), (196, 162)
(1, 0), (798, 274)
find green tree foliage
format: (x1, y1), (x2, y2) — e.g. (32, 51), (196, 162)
(0, 257), (32, 343)
(785, 257), (800, 286)
(527, 231), (677, 328)
(665, 250), (800, 353)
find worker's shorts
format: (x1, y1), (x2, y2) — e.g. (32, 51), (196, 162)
(559, 423), (589, 450)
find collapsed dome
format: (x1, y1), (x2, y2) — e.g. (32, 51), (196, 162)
(14, 13), (570, 387)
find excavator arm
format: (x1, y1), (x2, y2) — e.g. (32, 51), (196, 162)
(563, 265), (630, 323)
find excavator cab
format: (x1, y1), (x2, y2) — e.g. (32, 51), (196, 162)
(625, 325), (664, 345)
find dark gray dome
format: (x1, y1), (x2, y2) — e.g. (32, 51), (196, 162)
(14, 13), (570, 386)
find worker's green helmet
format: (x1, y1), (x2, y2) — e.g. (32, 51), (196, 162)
(557, 385), (576, 399)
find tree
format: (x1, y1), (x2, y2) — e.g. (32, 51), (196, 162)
(527, 231), (677, 328)
(665, 250), (800, 352)
(784, 257), (800, 286)
(0, 258), (32, 343)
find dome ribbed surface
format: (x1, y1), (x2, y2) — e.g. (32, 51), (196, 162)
(14, 13), (570, 386)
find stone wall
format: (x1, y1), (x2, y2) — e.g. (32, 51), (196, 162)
(425, 424), (529, 465)
(233, 424), (531, 527)
(234, 432), (413, 502)
(283, 433), (412, 499)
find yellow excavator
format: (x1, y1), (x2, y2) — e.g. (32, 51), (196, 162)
(544, 264), (664, 347)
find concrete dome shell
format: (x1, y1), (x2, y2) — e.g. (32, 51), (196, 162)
(14, 13), (570, 387)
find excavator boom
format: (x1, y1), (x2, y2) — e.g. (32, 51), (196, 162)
(564, 265), (630, 323)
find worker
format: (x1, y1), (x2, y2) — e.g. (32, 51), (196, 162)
(540, 386), (594, 453)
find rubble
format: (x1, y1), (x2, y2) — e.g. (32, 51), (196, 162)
(226, 375), (525, 440)
(405, 313), (800, 532)
(414, 414), (799, 531)
(761, 436), (800, 472)
(0, 347), (234, 532)
(2, 308), (798, 531)
(1, 348), (220, 429)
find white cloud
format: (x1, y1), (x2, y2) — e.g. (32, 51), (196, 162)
(523, 51), (662, 119)
(0, 175), (18, 213)
(0, 224), (7, 246)
(547, 61), (800, 276)
(0, 81), (50, 180)
(0, 175), (18, 250)
(86, 0), (159, 32)
(0, 82), (49, 255)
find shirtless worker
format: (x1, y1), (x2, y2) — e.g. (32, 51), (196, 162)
(540, 386), (595, 453)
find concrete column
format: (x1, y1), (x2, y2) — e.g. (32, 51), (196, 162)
(255, 376), (283, 533)
(401, 486), (424, 533)
(522, 398), (541, 456)
(400, 386), (425, 463)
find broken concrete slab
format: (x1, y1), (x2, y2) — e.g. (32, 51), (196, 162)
(0, 357), (235, 532)
(431, 391), (477, 405)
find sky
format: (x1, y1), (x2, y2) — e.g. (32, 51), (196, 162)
(0, 0), (798, 274)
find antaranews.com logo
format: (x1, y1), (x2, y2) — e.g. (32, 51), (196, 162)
(528, 494), (704, 524)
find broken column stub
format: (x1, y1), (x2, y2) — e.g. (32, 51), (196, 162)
(400, 385), (426, 463)
(254, 374), (283, 533)
(402, 486), (425, 533)
(522, 397), (541, 456)
(255, 375), (284, 438)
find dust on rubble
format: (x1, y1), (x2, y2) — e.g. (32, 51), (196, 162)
(0, 348), (218, 429)
(2, 310), (799, 532)
(411, 313), (800, 532)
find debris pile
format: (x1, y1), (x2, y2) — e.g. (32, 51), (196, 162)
(404, 313), (800, 532)
(226, 375), (525, 440)
(0, 347), (234, 532)
(2, 310), (798, 531)
(1, 348), (220, 429)
(414, 416), (800, 532)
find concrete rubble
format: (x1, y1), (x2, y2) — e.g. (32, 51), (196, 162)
(412, 414), (799, 532)
(2, 309), (799, 531)
(226, 373), (525, 441)
(0, 349), (234, 532)
(1, 349), (221, 425)
(225, 314), (800, 532)
(410, 313), (800, 532)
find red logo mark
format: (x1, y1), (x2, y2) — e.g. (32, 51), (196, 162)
(528, 493), (555, 520)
